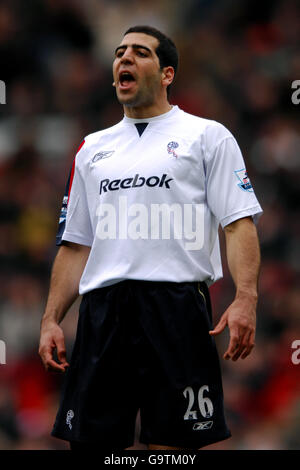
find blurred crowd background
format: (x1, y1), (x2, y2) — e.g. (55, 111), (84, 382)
(0, 0), (299, 450)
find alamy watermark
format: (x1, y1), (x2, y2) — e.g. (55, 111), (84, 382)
(0, 80), (6, 104)
(96, 197), (204, 250)
(291, 340), (300, 365)
(0, 340), (6, 365)
(291, 80), (300, 105)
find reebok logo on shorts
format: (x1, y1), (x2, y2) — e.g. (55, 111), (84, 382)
(193, 420), (214, 431)
(99, 173), (173, 195)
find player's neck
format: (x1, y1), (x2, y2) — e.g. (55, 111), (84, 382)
(123, 101), (172, 119)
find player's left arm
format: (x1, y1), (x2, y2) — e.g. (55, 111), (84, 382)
(209, 216), (261, 361)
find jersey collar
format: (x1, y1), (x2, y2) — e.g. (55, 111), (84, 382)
(122, 105), (179, 124)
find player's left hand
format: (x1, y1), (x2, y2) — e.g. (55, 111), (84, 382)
(209, 296), (256, 361)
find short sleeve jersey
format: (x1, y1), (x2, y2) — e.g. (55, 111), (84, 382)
(57, 106), (262, 294)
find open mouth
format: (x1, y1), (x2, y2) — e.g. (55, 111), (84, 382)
(119, 71), (136, 89)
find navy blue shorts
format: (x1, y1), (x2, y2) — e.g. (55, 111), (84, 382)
(51, 280), (231, 449)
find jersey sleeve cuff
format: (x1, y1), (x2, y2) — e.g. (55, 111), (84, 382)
(56, 232), (93, 247)
(220, 205), (263, 229)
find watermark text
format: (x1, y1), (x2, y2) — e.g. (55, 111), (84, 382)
(0, 340), (6, 364)
(291, 80), (300, 105)
(0, 80), (6, 104)
(96, 197), (204, 251)
(291, 340), (300, 365)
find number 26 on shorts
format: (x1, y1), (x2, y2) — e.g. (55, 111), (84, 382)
(183, 385), (214, 420)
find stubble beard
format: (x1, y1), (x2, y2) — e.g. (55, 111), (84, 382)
(116, 74), (161, 109)
(117, 87), (154, 108)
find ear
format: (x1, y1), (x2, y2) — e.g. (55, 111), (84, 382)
(161, 66), (175, 88)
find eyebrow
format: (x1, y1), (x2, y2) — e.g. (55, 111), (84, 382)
(115, 44), (152, 55)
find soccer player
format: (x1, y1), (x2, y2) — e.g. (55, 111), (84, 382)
(39, 25), (262, 450)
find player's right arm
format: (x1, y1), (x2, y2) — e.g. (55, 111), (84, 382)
(39, 241), (90, 373)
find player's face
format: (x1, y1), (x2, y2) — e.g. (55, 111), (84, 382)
(113, 33), (163, 108)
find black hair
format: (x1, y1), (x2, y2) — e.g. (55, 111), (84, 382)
(124, 25), (178, 98)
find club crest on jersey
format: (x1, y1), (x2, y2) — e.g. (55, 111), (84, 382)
(167, 141), (179, 158)
(66, 410), (74, 429)
(234, 169), (253, 192)
(92, 150), (115, 163)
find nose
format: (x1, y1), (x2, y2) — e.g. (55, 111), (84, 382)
(120, 47), (134, 64)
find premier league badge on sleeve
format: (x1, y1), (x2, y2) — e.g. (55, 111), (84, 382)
(234, 168), (254, 192)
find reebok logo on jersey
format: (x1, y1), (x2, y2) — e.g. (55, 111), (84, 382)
(92, 151), (115, 163)
(99, 174), (173, 195)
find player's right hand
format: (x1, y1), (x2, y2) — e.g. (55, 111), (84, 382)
(39, 320), (69, 373)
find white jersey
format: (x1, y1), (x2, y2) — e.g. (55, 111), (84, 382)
(57, 105), (262, 294)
